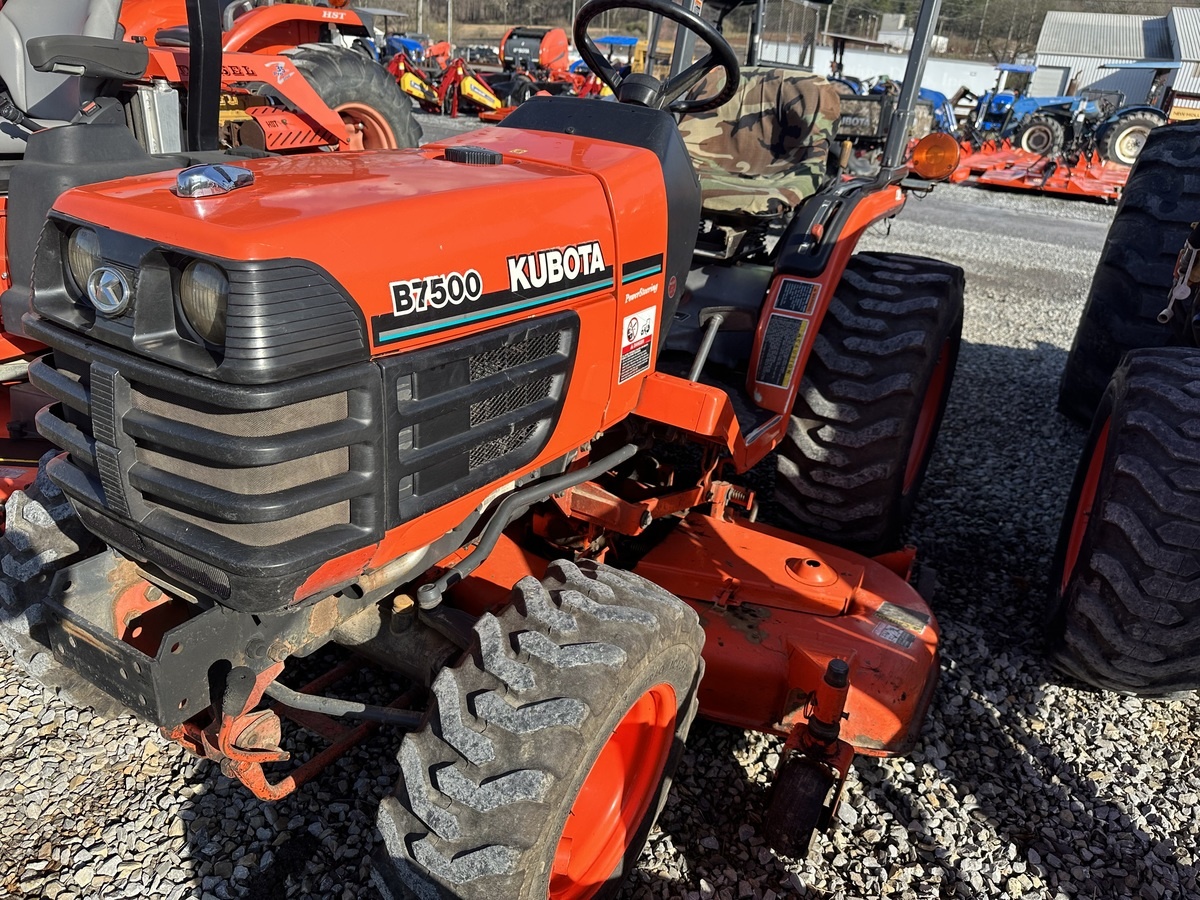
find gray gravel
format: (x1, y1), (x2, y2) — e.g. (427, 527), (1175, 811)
(3, 157), (1200, 900)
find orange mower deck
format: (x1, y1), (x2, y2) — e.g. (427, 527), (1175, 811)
(950, 140), (1130, 202)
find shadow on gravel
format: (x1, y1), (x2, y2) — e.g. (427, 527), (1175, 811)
(896, 337), (1200, 898)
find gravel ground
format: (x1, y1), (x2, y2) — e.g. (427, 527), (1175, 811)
(3, 141), (1199, 900)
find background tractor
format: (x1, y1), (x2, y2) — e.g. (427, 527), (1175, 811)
(0, 0), (965, 896)
(1050, 120), (1200, 695)
(118, 0), (421, 149)
(963, 63), (1167, 166)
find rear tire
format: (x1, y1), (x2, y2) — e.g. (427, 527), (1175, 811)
(1015, 114), (1065, 156)
(775, 253), (965, 554)
(1100, 110), (1167, 166)
(374, 559), (704, 900)
(0, 459), (125, 716)
(283, 43), (421, 149)
(1057, 121), (1200, 423)
(1047, 348), (1200, 694)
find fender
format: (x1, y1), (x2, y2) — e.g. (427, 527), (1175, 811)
(745, 179), (908, 432)
(1102, 104), (1167, 127)
(221, 4), (370, 55)
(119, 1), (372, 55)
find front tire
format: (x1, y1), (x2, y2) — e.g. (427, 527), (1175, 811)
(374, 559), (704, 900)
(1015, 113), (1065, 156)
(1047, 348), (1200, 694)
(283, 43), (421, 149)
(1057, 121), (1200, 423)
(775, 253), (965, 553)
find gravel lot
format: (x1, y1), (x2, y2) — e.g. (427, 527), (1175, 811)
(3, 125), (1199, 900)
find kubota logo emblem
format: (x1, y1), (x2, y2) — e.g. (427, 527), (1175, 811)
(86, 266), (131, 317)
(507, 241), (606, 292)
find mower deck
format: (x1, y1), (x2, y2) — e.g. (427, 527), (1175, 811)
(951, 140), (1129, 201)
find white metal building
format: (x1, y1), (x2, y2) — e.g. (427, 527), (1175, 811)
(1033, 11), (1173, 103)
(1168, 6), (1200, 119)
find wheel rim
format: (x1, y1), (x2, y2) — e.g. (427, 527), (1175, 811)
(550, 683), (677, 900)
(336, 102), (397, 150)
(1115, 127), (1148, 165)
(1022, 125), (1054, 155)
(903, 337), (952, 494)
(1060, 416), (1110, 596)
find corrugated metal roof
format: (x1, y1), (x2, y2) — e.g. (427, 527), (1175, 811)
(1171, 7), (1200, 62)
(1037, 11), (1172, 60)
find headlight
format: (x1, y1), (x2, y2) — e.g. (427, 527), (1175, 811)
(66, 227), (102, 290)
(180, 260), (229, 345)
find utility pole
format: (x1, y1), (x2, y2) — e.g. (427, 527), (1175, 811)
(447, 0), (453, 47)
(417, 0), (423, 35)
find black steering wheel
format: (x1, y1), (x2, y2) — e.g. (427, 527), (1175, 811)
(573, 0), (740, 114)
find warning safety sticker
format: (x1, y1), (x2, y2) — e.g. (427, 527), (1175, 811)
(873, 621), (916, 649)
(774, 279), (819, 314)
(755, 314), (809, 387)
(874, 601), (930, 634)
(619, 307), (656, 383)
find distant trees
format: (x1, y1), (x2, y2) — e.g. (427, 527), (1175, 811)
(361, 0), (1183, 60)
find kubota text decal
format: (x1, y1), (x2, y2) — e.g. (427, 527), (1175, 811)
(371, 243), (612, 344)
(507, 241), (607, 293)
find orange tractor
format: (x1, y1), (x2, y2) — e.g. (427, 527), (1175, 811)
(116, 0), (421, 149)
(1, 0), (965, 896)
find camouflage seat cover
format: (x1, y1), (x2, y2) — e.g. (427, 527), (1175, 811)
(677, 67), (841, 218)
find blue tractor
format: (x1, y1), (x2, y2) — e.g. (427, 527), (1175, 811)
(966, 63), (1167, 165)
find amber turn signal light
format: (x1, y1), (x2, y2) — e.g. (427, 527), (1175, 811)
(909, 132), (961, 182)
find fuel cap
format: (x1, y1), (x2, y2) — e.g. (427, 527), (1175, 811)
(444, 145), (503, 166)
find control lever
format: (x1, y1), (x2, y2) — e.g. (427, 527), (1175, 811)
(0, 90), (45, 132)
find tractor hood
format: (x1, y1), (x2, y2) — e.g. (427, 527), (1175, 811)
(35, 125), (675, 384)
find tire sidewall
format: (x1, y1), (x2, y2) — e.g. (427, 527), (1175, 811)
(1046, 372), (1119, 645)
(896, 303), (964, 522)
(526, 643), (700, 899)
(284, 44), (420, 149)
(1016, 115), (1063, 155)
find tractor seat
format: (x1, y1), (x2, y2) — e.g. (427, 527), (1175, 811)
(677, 67), (841, 219)
(0, 0), (122, 156)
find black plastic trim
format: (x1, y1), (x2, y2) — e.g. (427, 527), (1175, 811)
(29, 318), (385, 612)
(34, 216), (370, 384)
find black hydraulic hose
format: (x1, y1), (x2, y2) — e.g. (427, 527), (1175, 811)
(417, 442), (640, 609)
(264, 681), (423, 727)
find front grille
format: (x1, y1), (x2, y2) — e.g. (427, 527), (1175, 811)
(28, 319), (384, 611)
(382, 312), (578, 526)
(131, 388), (347, 436)
(470, 425), (538, 470)
(470, 378), (553, 427)
(469, 333), (563, 381)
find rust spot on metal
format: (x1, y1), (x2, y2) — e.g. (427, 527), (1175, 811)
(719, 603), (770, 644)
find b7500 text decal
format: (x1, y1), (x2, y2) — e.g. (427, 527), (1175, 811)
(390, 270), (484, 317)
